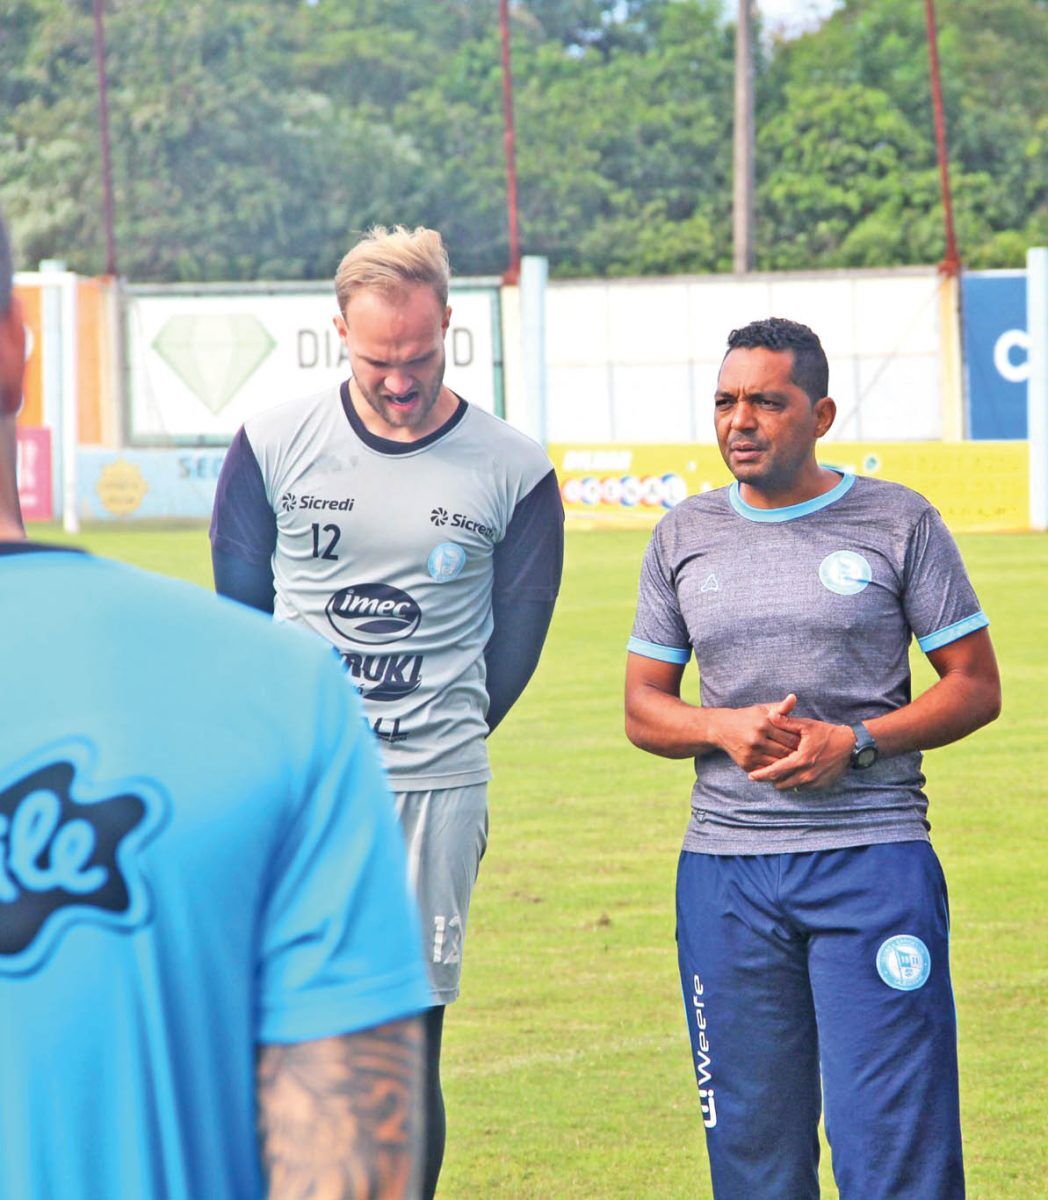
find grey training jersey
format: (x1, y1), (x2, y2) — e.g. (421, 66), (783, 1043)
(629, 472), (988, 855)
(214, 384), (560, 789)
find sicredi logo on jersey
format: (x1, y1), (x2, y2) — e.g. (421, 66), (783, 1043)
(326, 583), (422, 646)
(0, 745), (167, 976)
(430, 507), (496, 539)
(281, 492), (354, 513)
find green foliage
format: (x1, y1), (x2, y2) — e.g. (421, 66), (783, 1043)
(765, 0), (1048, 269)
(0, 0), (1044, 279)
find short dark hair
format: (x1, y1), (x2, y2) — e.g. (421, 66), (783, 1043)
(726, 317), (828, 404)
(0, 215), (12, 316)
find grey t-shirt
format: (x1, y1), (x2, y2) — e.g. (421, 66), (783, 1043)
(214, 384), (561, 790)
(629, 472), (988, 854)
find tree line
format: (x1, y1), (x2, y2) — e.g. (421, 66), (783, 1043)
(0, 0), (1044, 282)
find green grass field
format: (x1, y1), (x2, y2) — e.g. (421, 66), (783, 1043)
(37, 522), (1048, 1198)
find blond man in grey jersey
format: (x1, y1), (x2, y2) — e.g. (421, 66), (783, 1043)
(212, 225), (564, 1198)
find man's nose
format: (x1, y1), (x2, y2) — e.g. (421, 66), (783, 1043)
(384, 370), (414, 396)
(730, 399), (757, 429)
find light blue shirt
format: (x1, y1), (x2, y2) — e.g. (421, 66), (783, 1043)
(0, 547), (431, 1199)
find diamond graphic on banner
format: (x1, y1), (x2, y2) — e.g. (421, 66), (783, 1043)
(152, 315), (276, 414)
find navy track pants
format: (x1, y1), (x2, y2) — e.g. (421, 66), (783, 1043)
(676, 841), (964, 1200)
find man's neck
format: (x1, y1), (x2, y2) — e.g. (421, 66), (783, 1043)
(0, 421), (25, 537)
(737, 464), (841, 511)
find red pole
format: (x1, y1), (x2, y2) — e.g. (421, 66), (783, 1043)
(92, 0), (118, 276)
(498, 0), (522, 285)
(924, 0), (960, 277)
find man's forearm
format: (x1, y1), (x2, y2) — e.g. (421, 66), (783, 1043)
(483, 597), (556, 733)
(624, 688), (723, 759)
(257, 1017), (423, 1200)
(864, 667), (1001, 757)
(212, 547), (275, 614)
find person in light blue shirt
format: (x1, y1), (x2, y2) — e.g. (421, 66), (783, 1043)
(0, 214), (431, 1200)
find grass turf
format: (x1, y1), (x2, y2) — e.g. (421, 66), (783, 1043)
(32, 521), (1047, 1197)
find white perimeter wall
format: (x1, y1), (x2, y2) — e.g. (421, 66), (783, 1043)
(544, 267), (947, 444)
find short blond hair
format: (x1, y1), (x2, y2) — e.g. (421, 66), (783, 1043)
(334, 225), (451, 313)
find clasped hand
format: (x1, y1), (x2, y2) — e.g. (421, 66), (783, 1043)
(714, 694), (854, 792)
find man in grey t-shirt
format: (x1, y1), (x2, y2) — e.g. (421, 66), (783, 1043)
(625, 318), (1000, 1200)
(211, 226), (563, 1200)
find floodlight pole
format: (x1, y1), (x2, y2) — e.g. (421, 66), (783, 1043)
(923, 0), (960, 276)
(92, 0), (118, 277)
(499, 0), (522, 285)
(732, 0), (755, 274)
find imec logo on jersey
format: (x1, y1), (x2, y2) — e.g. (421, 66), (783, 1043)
(430, 507), (496, 539)
(281, 492), (354, 513)
(326, 583), (422, 646)
(0, 744), (168, 977)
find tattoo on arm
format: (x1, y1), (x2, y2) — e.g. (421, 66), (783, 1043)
(258, 1016), (423, 1200)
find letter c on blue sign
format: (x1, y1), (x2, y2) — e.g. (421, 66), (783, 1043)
(993, 329), (1029, 384)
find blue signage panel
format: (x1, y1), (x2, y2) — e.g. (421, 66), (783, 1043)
(962, 272), (1028, 440)
(77, 447), (227, 520)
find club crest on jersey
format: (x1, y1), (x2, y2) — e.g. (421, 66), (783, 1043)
(876, 934), (931, 991)
(819, 550), (872, 595)
(326, 583), (422, 646)
(428, 542), (466, 582)
(0, 742), (168, 977)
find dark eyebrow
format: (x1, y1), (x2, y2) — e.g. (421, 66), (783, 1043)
(714, 389), (790, 403)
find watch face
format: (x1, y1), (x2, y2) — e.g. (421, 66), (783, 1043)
(854, 745), (878, 769)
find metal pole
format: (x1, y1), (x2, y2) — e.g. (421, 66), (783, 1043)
(92, 0), (118, 277)
(924, 0), (960, 276)
(499, 0), (522, 285)
(1028, 247), (1048, 531)
(732, 0), (755, 274)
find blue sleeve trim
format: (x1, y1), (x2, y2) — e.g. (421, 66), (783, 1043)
(918, 611), (989, 653)
(626, 636), (691, 664)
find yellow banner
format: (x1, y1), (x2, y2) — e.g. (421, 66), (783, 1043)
(550, 442), (1029, 533)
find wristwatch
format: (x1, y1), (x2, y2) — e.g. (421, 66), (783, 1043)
(849, 721), (878, 770)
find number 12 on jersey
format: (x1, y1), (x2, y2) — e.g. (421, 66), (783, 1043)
(311, 523), (341, 560)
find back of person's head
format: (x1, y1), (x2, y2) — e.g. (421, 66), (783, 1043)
(334, 225), (451, 313)
(725, 317), (829, 404)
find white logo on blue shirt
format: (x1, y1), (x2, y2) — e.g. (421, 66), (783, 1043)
(428, 542), (466, 582)
(876, 934), (931, 991)
(700, 574), (719, 593)
(819, 550), (872, 595)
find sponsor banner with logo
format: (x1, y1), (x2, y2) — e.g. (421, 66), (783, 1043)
(552, 442), (1029, 533)
(962, 271), (1027, 440)
(76, 447), (228, 520)
(16, 427), (53, 522)
(124, 287), (499, 443)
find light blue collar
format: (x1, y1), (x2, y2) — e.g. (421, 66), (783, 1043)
(729, 470), (855, 523)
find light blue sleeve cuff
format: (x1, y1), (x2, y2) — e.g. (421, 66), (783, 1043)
(626, 636), (691, 664)
(918, 611), (989, 653)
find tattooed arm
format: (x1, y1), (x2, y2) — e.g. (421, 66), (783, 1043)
(258, 1016), (424, 1200)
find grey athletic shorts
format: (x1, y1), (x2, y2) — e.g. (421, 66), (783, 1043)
(394, 784), (489, 1006)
